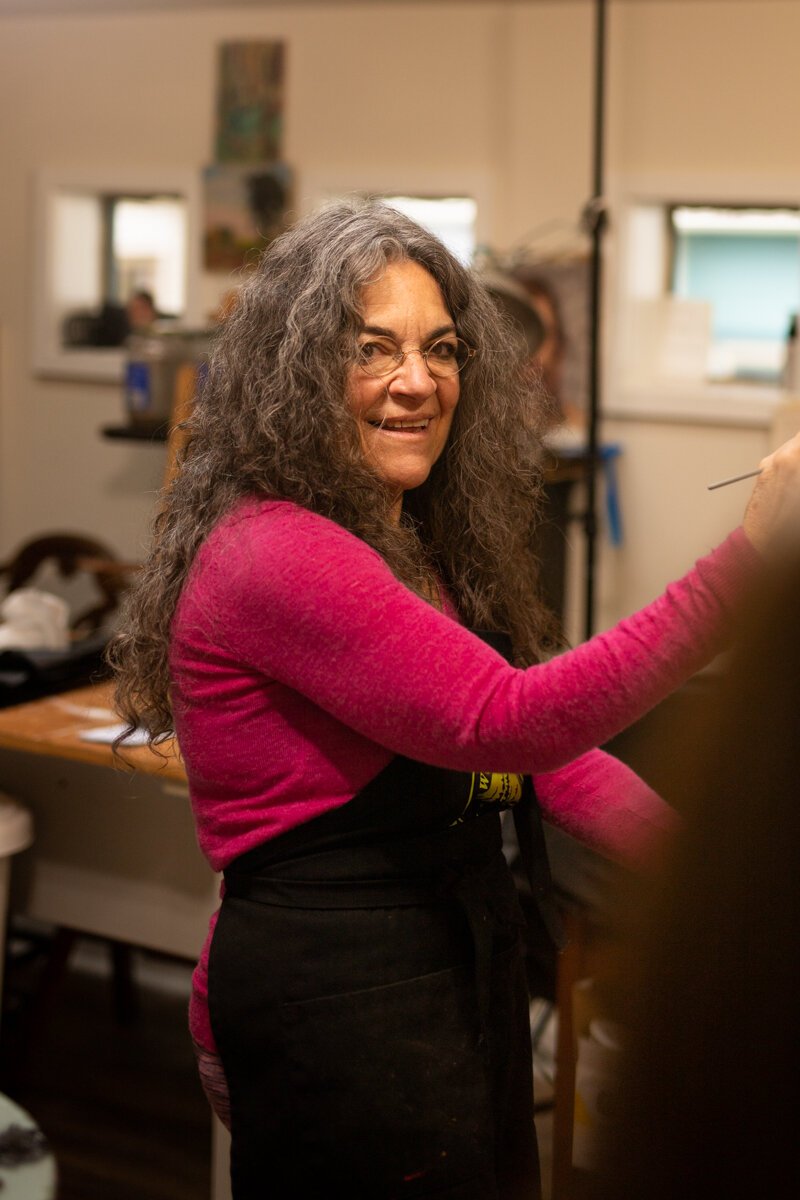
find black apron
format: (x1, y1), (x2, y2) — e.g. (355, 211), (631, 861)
(208, 635), (563, 1200)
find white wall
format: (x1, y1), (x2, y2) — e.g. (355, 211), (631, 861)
(1, 0), (798, 626)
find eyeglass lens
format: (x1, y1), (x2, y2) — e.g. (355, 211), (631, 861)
(358, 336), (472, 377)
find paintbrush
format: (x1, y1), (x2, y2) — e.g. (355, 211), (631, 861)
(707, 468), (763, 491)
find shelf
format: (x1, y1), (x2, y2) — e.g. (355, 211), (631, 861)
(101, 423), (169, 442)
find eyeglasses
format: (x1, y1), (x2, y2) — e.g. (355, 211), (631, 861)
(356, 335), (476, 379)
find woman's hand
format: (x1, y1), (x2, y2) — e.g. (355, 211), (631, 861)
(743, 430), (800, 552)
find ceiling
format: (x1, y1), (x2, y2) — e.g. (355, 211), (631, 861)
(0, 0), (377, 15)
(0, 0), (439, 14)
(0, 1), (606, 25)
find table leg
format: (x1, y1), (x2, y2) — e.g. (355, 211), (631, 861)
(550, 908), (589, 1200)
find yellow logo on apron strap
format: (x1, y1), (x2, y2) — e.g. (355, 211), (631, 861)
(472, 772), (523, 806)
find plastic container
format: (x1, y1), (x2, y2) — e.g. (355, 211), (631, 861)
(123, 327), (212, 428)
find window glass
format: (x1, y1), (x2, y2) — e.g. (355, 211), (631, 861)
(52, 190), (188, 349)
(112, 198), (187, 316)
(381, 195), (477, 265)
(671, 206), (800, 382)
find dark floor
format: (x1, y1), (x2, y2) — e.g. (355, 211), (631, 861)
(0, 931), (211, 1200)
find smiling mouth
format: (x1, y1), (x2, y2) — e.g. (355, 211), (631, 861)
(367, 418), (432, 431)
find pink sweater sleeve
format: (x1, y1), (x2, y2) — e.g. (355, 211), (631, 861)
(534, 749), (679, 869)
(200, 503), (758, 778)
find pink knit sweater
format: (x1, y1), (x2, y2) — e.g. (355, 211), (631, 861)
(170, 498), (758, 1050)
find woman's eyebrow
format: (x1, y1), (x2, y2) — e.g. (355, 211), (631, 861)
(359, 322), (457, 341)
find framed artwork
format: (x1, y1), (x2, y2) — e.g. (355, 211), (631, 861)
(202, 162), (293, 272)
(215, 41), (285, 164)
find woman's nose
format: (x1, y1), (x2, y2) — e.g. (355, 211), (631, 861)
(388, 349), (436, 396)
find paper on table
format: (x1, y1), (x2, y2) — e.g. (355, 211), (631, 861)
(79, 723), (150, 747)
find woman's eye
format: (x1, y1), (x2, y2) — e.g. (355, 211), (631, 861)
(359, 340), (392, 360)
(429, 339), (457, 360)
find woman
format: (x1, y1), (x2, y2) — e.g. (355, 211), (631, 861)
(110, 199), (800, 1199)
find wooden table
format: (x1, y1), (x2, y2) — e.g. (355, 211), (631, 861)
(0, 681), (231, 1200)
(0, 682), (183, 781)
(0, 680), (210, 957)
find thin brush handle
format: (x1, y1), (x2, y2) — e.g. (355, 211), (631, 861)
(707, 467), (763, 491)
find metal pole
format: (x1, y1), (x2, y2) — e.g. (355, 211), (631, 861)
(581, 0), (607, 641)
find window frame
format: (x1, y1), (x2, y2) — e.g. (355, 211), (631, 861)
(31, 166), (202, 383)
(605, 173), (800, 428)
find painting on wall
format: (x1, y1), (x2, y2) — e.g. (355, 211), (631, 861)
(203, 161), (293, 272)
(215, 41), (286, 164)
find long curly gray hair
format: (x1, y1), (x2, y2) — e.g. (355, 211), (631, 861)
(109, 197), (560, 741)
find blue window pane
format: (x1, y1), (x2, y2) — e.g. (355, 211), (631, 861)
(673, 233), (800, 342)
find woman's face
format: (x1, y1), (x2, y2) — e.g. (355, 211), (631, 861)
(347, 260), (460, 518)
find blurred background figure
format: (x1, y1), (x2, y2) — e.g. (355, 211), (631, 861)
(482, 265), (586, 437)
(126, 289), (160, 332)
(592, 548), (800, 1200)
(480, 269), (560, 429)
(480, 271), (546, 360)
(509, 269), (573, 430)
(61, 290), (163, 348)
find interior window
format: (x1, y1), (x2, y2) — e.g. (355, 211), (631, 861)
(54, 191), (188, 348)
(380, 195), (477, 265)
(670, 205), (800, 383)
